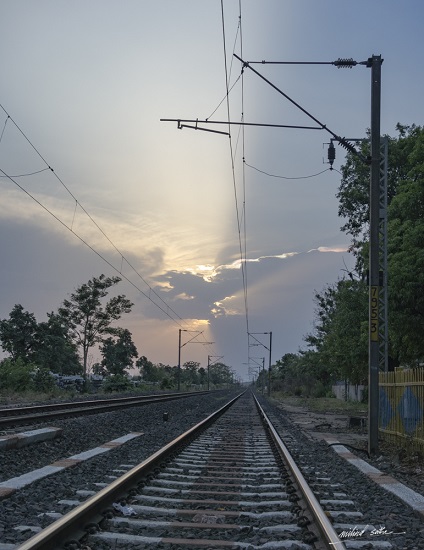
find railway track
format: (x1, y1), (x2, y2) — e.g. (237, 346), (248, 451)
(0, 391), (210, 429)
(13, 391), (359, 550)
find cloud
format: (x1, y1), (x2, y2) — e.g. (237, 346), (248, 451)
(174, 292), (194, 301)
(212, 296), (240, 317)
(154, 246), (352, 323)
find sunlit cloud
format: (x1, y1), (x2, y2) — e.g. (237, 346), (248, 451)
(308, 246), (349, 253)
(184, 248), (348, 284)
(212, 296), (241, 317)
(174, 292), (194, 301)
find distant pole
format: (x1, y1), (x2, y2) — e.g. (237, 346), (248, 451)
(177, 329), (182, 391)
(207, 355), (210, 391)
(262, 358), (265, 395)
(368, 55), (383, 456)
(267, 331), (272, 397)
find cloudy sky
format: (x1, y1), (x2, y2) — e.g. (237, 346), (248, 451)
(0, 1), (422, 380)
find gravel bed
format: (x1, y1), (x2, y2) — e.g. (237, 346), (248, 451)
(0, 390), (235, 547)
(2, 390), (424, 549)
(256, 393), (424, 550)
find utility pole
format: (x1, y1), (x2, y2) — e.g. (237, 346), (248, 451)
(165, 54), (384, 453)
(248, 331), (272, 396)
(268, 331), (272, 397)
(177, 329), (213, 391)
(368, 54), (383, 456)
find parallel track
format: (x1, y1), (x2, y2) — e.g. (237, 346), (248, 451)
(0, 391), (211, 428)
(15, 391), (346, 549)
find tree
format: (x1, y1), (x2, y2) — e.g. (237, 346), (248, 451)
(209, 362), (233, 386)
(100, 328), (138, 376)
(337, 124), (422, 271)
(337, 124), (424, 364)
(305, 280), (368, 385)
(0, 357), (35, 391)
(387, 133), (424, 363)
(198, 366), (207, 386)
(33, 312), (81, 375)
(58, 274), (133, 378)
(0, 305), (38, 362)
(182, 361), (200, 386)
(137, 355), (159, 382)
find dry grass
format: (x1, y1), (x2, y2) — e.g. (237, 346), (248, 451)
(270, 392), (367, 415)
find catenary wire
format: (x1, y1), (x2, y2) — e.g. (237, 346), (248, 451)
(0, 167), (187, 326)
(239, 1), (249, 337)
(207, 12), (241, 121)
(0, 115), (9, 145)
(244, 161), (335, 180)
(220, 0), (249, 338)
(0, 167), (52, 178)
(0, 105), (210, 339)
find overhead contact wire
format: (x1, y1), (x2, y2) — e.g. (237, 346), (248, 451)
(0, 103), (188, 328)
(244, 162), (334, 180)
(220, 0), (249, 338)
(239, 0), (249, 336)
(0, 166), (186, 326)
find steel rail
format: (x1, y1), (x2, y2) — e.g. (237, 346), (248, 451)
(0, 390), (207, 416)
(14, 391), (245, 550)
(0, 391), (211, 428)
(253, 395), (345, 549)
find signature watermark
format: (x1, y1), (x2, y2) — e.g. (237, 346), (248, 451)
(330, 524), (406, 545)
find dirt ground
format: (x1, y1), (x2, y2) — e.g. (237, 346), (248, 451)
(272, 397), (368, 449)
(270, 395), (424, 494)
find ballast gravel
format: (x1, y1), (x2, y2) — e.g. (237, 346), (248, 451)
(0, 390), (234, 546)
(256, 394), (424, 550)
(1, 391), (424, 549)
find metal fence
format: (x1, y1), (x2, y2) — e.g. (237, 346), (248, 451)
(379, 368), (424, 451)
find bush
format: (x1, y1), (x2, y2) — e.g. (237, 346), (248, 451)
(160, 378), (173, 390)
(0, 358), (35, 392)
(32, 367), (55, 392)
(102, 374), (132, 393)
(310, 381), (329, 398)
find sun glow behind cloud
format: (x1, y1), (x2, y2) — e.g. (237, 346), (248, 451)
(3, 0), (420, 376)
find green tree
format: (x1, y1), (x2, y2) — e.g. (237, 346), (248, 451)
(100, 328), (138, 376)
(58, 275), (133, 379)
(33, 312), (82, 375)
(337, 124), (424, 364)
(0, 305), (37, 362)
(92, 362), (107, 376)
(387, 137), (424, 363)
(337, 124), (422, 270)
(198, 366), (207, 386)
(0, 357), (36, 392)
(305, 280), (368, 384)
(32, 367), (56, 392)
(209, 362), (233, 386)
(137, 355), (159, 382)
(181, 361), (200, 386)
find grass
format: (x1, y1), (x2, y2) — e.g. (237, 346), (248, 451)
(270, 392), (368, 415)
(0, 389), (73, 406)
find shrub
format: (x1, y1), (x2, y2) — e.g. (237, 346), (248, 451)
(0, 358), (35, 392)
(32, 367), (55, 392)
(102, 374), (132, 393)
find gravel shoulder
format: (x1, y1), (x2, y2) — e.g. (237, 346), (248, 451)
(269, 394), (424, 497)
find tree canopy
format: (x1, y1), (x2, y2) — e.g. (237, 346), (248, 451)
(273, 124), (424, 395)
(58, 274), (133, 378)
(100, 328), (138, 376)
(0, 304), (38, 362)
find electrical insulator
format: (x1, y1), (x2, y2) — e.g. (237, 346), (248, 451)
(333, 58), (357, 69)
(327, 142), (336, 169)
